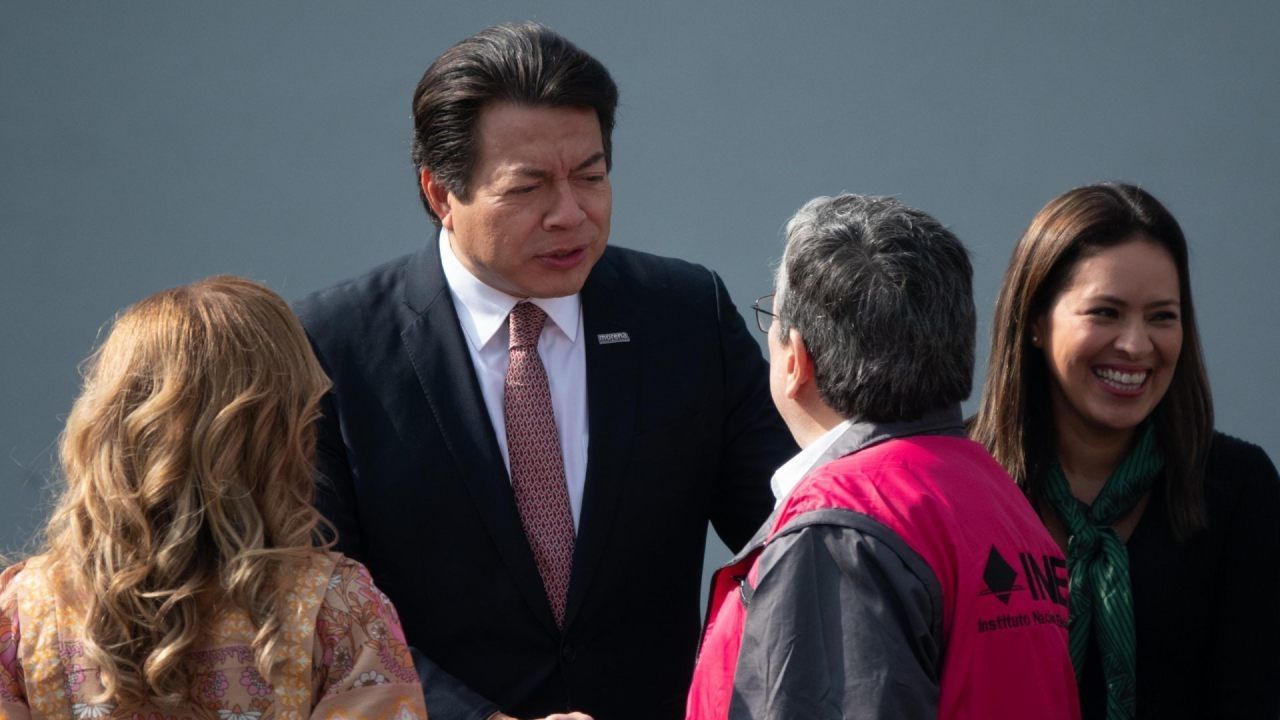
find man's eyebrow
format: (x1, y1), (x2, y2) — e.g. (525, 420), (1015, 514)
(509, 152), (607, 179)
(510, 166), (551, 180)
(574, 152), (607, 171)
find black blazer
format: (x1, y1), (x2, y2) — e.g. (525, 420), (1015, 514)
(295, 239), (795, 720)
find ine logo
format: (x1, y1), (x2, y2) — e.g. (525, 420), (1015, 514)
(980, 546), (1025, 604)
(977, 546), (1070, 608)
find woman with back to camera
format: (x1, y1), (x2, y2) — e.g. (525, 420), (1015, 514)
(0, 276), (428, 719)
(971, 182), (1280, 719)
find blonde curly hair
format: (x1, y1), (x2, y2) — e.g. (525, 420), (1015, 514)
(41, 275), (332, 710)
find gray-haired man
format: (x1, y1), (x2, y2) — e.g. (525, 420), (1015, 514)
(687, 195), (1079, 719)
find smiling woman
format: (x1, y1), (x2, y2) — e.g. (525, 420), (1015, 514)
(971, 182), (1280, 719)
(1033, 238), (1184, 486)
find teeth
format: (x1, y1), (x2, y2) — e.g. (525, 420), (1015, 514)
(1094, 368), (1148, 387)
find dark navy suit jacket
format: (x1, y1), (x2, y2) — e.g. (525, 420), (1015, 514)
(295, 237), (795, 720)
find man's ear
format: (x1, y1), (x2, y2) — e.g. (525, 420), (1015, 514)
(785, 328), (815, 400)
(420, 169), (453, 229)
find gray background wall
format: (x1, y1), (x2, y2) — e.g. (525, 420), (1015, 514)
(4, 1), (1278, 580)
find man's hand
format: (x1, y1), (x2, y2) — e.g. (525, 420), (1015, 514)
(486, 707), (591, 712)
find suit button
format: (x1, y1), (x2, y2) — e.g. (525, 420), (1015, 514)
(561, 644), (576, 662)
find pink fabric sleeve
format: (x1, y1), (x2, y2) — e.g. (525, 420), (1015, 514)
(0, 562), (32, 719)
(310, 556), (427, 719)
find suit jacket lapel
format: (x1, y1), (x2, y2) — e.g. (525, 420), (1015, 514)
(565, 251), (641, 628)
(399, 239), (560, 634)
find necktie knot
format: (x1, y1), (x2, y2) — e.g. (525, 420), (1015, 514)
(509, 302), (548, 350)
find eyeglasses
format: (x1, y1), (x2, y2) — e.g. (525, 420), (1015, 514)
(751, 294), (777, 334)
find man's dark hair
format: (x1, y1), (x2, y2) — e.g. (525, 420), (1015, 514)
(410, 22), (619, 225)
(775, 194), (976, 423)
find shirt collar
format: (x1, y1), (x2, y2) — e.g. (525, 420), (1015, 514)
(439, 228), (582, 352)
(770, 404), (967, 504)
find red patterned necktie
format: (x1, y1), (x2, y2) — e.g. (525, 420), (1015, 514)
(504, 301), (576, 626)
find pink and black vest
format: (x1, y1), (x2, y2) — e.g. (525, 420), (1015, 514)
(688, 425), (1079, 719)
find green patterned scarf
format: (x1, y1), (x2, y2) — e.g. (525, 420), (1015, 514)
(1044, 422), (1164, 720)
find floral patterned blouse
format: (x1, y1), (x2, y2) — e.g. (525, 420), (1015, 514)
(0, 552), (427, 720)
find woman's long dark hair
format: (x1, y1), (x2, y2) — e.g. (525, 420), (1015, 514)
(971, 182), (1213, 537)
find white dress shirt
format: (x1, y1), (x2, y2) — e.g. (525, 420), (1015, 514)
(769, 419), (856, 505)
(439, 229), (589, 530)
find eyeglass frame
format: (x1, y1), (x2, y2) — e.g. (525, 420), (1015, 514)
(751, 293), (778, 334)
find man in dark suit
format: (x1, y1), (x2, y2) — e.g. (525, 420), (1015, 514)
(295, 23), (795, 720)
